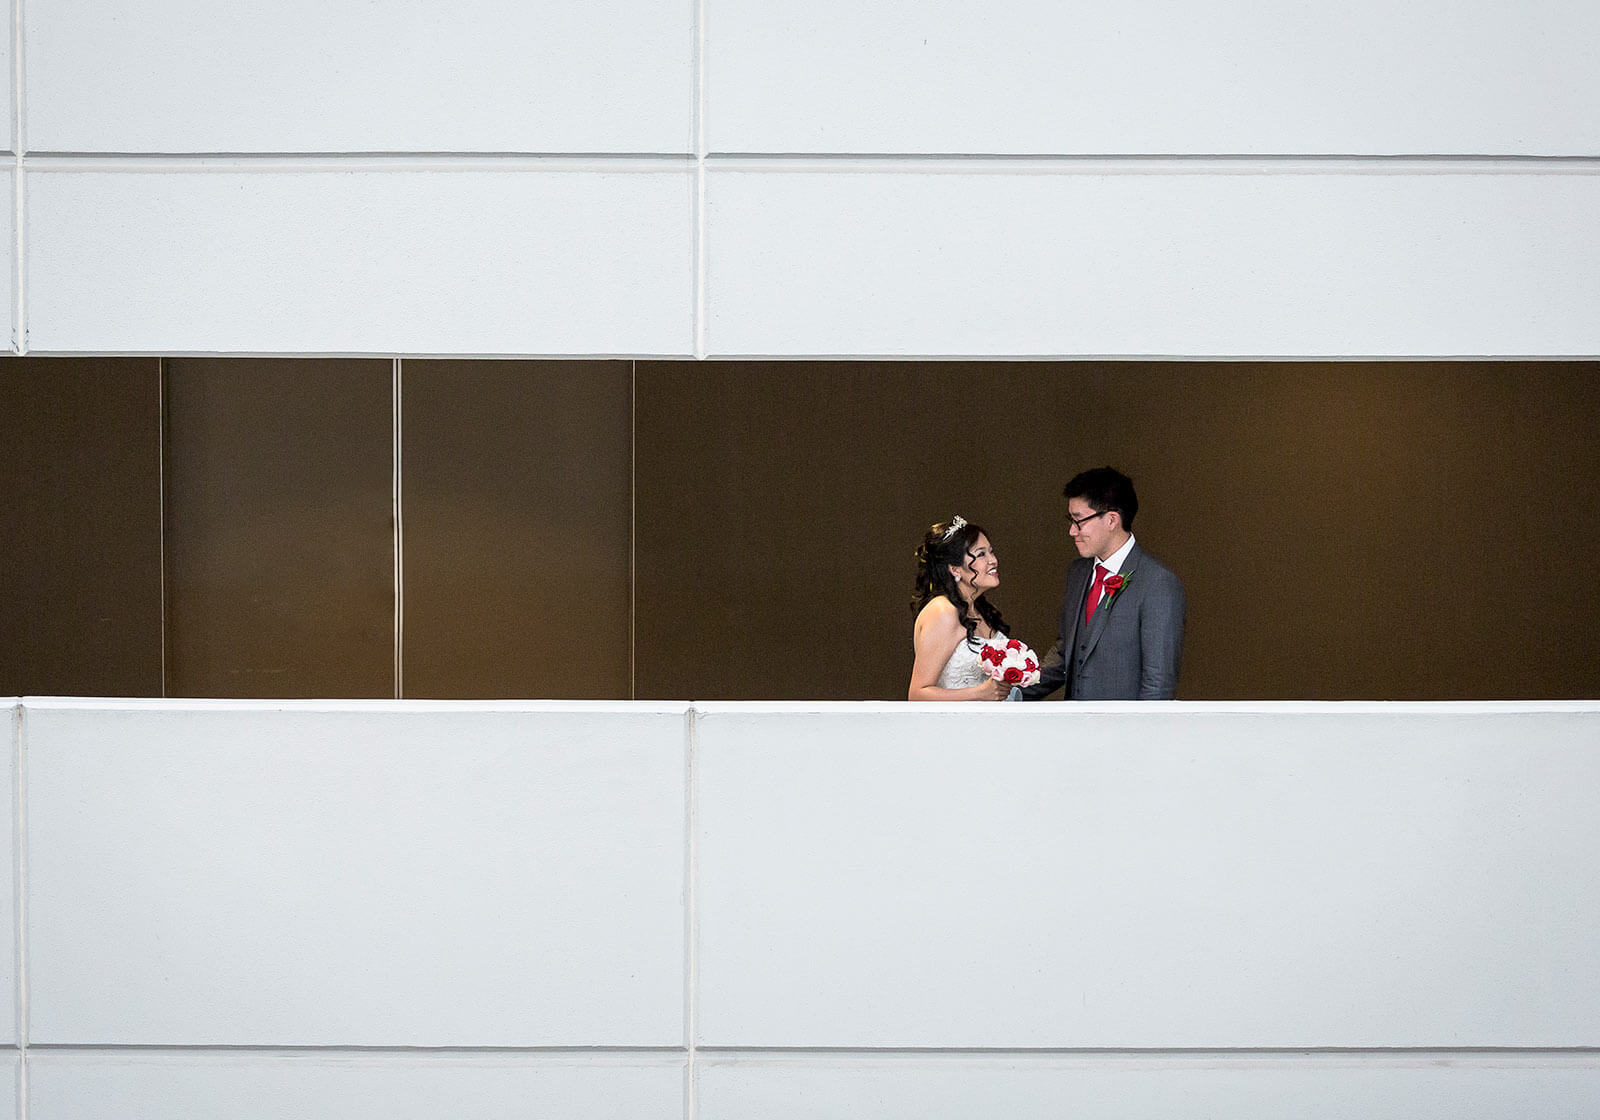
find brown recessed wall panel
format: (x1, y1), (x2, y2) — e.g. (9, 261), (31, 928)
(401, 360), (631, 699)
(636, 361), (1600, 701)
(164, 358), (394, 698)
(0, 356), (163, 696)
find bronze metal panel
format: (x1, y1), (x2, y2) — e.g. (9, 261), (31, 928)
(401, 360), (631, 699)
(635, 360), (1600, 700)
(163, 358), (393, 698)
(0, 356), (162, 696)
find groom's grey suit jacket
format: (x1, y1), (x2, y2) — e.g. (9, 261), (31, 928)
(1020, 542), (1185, 701)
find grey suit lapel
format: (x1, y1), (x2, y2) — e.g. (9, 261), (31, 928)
(1079, 544), (1142, 663)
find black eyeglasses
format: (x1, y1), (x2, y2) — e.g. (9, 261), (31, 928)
(1067, 509), (1110, 530)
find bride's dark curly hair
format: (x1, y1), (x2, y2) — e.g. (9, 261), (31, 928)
(911, 517), (1009, 648)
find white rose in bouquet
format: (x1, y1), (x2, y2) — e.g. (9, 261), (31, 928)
(979, 637), (1040, 688)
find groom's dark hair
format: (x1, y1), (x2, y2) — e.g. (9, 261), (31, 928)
(1064, 467), (1138, 531)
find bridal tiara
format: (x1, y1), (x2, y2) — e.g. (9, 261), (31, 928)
(942, 515), (968, 539)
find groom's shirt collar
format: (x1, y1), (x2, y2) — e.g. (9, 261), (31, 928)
(1099, 535), (1136, 575)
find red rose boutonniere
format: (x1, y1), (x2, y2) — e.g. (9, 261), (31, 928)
(1102, 572), (1131, 600)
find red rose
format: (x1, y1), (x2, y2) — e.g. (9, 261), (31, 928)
(1003, 667), (1024, 684)
(1026, 659), (1037, 672)
(1007, 639), (1021, 650)
(1103, 574), (1124, 592)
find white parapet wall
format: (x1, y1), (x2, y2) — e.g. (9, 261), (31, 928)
(6, 697), (1600, 1118)
(10, 0), (1600, 357)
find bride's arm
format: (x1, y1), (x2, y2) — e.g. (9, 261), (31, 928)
(908, 601), (1010, 702)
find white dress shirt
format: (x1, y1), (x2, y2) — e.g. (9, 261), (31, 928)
(1090, 534), (1137, 613)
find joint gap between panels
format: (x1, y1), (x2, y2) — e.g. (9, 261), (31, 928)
(24, 1044), (693, 1056)
(15, 150), (1598, 165)
(20, 150), (697, 160)
(19, 153), (698, 175)
(690, 1046), (1600, 1058)
(695, 154), (1600, 179)
(699, 151), (1600, 164)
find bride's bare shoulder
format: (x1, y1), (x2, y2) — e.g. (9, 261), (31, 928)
(914, 596), (962, 637)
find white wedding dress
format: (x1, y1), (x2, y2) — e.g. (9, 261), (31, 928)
(936, 635), (991, 689)
(935, 631), (1022, 699)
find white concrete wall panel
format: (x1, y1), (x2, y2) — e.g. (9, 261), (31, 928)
(693, 706), (1600, 1048)
(25, 1), (692, 154)
(26, 168), (694, 354)
(696, 1055), (1600, 1120)
(27, 1052), (685, 1120)
(706, 166), (1600, 357)
(25, 701), (688, 1046)
(2, 31), (11, 155)
(3, 176), (13, 353)
(0, 703), (15, 1046)
(0, 704), (12, 1043)
(707, 1), (1600, 156)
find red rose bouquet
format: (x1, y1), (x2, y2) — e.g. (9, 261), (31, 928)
(979, 636), (1041, 688)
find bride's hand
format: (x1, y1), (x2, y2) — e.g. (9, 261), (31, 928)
(975, 676), (1012, 702)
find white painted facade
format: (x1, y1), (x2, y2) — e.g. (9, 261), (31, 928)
(8, 0), (1599, 357)
(9, 3), (1600, 1113)
(6, 698), (1600, 1116)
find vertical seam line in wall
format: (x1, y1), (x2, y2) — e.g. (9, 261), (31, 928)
(683, 705), (698, 1118)
(11, 0), (25, 354)
(691, 0), (706, 360)
(13, 703), (28, 1119)
(392, 357), (404, 700)
(158, 358), (168, 697)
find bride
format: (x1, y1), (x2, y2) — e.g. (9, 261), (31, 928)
(908, 516), (1015, 701)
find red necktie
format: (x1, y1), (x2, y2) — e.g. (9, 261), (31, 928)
(1085, 563), (1110, 624)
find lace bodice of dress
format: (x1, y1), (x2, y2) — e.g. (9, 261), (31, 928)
(936, 634), (993, 690)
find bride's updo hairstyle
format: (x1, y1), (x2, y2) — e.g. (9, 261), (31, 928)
(912, 517), (1009, 648)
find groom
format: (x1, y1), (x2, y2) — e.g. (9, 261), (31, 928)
(1020, 467), (1185, 701)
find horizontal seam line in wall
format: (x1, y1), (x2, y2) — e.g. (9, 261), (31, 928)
(25, 151), (696, 160)
(21, 153), (695, 172)
(24, 1044), (690, 1055)
(22, 151), (1595, 161)
(704, 154), (1600, 175)
(19, 1045), (1600, 1059)
(707, 151), (1600, 162)
(693, 1046), (1600, 1057)
(14, 153), (1600, 173)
